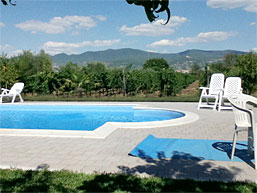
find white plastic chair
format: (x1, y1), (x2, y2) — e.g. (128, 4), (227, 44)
(0, 82), (24, 103)
(218, 77), (243, 112)
(228, 94), (257, 169)
(198, 73), (225, 111)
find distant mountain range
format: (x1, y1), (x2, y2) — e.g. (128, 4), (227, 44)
(50, 48), (246, 69)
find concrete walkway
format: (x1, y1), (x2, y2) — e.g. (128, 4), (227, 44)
(0, 102), (256, 183)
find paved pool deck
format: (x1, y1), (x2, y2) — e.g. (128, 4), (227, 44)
(0, 102), (256, 183)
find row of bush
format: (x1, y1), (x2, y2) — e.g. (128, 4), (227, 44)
(0, 51), (196, 97)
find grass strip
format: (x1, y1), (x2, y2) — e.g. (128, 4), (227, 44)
(0, 169), (256, 192)
(23, 94), (200, 102)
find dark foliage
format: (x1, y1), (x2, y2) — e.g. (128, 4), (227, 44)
(126, 0), (170, 24)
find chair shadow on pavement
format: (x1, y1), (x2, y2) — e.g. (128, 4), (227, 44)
(212, 141), (255, 169)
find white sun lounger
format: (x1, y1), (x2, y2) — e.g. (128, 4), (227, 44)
(0, 82), (24, 103)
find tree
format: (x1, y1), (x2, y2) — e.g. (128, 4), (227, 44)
(16, 51), (36, 82)
(143, 58), (169, 71)
(0, 54), (18, 88)
(223, 53), (238, 69)
(1, 0), (171, 24)
(235, 52), (257, 94)
(206, 52), (257, 95)
(143, 58), (178, 96)
(34, 50), (53, 73)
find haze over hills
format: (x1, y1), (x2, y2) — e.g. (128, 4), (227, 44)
(50, 48), (246, 70)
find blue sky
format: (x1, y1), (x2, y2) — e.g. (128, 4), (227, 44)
(0, 0), (256, 56)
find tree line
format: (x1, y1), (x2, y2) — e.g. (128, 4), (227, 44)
(1, 51), (256, 97)
(195, 52), (257, 95)
(0, 50), (196, 97)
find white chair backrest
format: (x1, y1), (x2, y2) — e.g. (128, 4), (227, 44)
(209, 73), (225, 95)
(224, 77), (242, 96)
(228, 94), (257, 128)
(9, 82), (24, 95)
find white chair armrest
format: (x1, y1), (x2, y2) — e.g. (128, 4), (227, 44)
(199, 87), (209, 90)
(1, 88), (10, 95)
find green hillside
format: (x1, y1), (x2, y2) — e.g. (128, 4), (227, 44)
(50, 48), (246, 69)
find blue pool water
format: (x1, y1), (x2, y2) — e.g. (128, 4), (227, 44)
(0, 105), (184, 131)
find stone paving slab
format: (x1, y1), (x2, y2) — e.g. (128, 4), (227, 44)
(0, 102), (256, 183)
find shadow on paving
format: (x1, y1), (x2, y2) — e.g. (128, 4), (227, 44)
(119, 150), (243, 181)
(78, 155), (251, 192)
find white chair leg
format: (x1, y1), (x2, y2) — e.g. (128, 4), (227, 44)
(231, 128), (238, 160)
(254, 129), (257, 170)
(18, 93), (24, 102)
(213, 96), (218, 111)
(11, 95), (16, 103)
(197, 95), (203, 109)
(218, 94), (223, 112)
(248, 127), (254, 157)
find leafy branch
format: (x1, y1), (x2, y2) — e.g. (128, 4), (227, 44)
(126, 0), (170, 24)
(1, 0), (15, 6)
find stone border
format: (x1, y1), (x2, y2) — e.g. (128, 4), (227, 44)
(0, 102), (199, 138)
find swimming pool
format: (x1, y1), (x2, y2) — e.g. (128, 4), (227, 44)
(0, 103), (199, 138)
(0, 105), (184, 131)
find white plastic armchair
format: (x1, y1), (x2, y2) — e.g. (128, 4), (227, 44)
(197, 73), (225, 111)
(0, 82), (24, 103)
(218, 77), (243, 112)
(228, 94), (257, 169)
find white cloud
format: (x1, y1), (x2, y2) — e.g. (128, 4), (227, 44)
(95, 15), (107, 21)
(207, 0), (257, 12)
(120, 16), (188, 36)
(16, 15), (106, 34)
(250, 22), (256, 26)
(42, 39), (120, 55)
(0, 22), (5, 27)
(149, 31), (236, 47)
(252, 48), (257, 52)
(16, 20), (66, 34)
(0, 44), (23, 56)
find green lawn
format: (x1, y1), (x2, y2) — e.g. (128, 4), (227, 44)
(0, 169), (256, 192)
